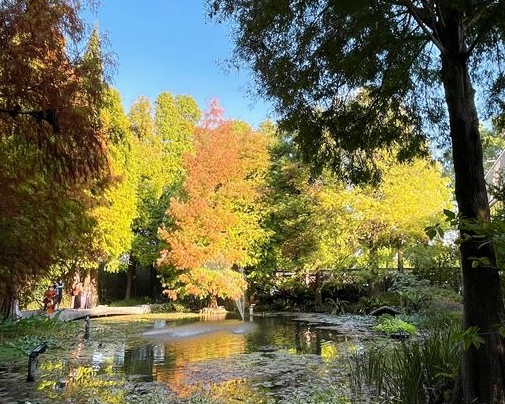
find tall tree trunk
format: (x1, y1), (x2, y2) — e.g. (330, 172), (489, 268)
(125, 257), (136, 300)
(397, 242), (404, 272)
(314, 270), (323, 309)
(442, 53), (505, 404)
(150, 264), (157, 298)
(89, 268), (99, 308)
(0, 288), (17, 321)
(83, 270), (91, 309)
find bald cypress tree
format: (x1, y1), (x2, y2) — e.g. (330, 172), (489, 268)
(0, 0), (108, 319)
(209, 1), (505, 402)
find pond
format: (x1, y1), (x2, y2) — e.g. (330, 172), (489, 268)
(0, 313), (377, 404)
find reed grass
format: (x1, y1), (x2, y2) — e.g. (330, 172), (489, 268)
(350, 324), (459, 404)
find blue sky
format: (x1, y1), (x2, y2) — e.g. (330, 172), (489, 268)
(86, 1), (274, 128)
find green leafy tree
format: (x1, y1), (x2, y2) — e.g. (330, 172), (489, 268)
(128, 96), (163, 273)
(127, 93), (201, 299)
(405, 240), (461, 290)
(262, 130), (359, 306)
(208, 0), (505, 403)
(44, 27), (114, 308)
(263, 135), (449, 305)
(209, 2), (505, 400)
(154, 92), (201, 189)
(357, 153), (452, 271)
(91, 88), (140, 271)
(481, 126), (505, 173)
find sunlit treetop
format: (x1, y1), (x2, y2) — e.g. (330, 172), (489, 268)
(0, 0), (110, 181)
(208, 0), (505, 181)
(160, 99), (270, 271)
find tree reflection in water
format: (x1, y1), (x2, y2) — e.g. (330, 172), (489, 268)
(0, 314), (370, 403)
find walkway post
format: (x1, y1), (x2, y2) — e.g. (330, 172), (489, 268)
(84, 315), (90, 339)
(27, 343), (47, 382)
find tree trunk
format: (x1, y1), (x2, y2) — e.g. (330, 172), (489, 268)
(0, 288), (17, 322)
(125, 257), (136, 300)
(314, 271), (323, 309)
(89, 268), (99, 308)
(397, 242), (404, 272)
(150, 264), (157, 298)
(83, 270), (91, 309)
(441, 52), (505, 404)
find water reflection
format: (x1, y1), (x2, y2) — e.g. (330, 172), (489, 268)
(123, 346), (154, 381)
(0, 314), (371, 403)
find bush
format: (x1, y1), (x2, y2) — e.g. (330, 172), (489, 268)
(324, 297), (349, 314)
(353, 292), (400, 314)
(413, 266), (461, 291)
(109, 297), (154, 307)
(373, 314), (417, 336)
(413, 305), (461, 332)
(385, 272), (461, 314)
(257, 275), (315, 311)
(321, 281), (368, 303)
(148, 302), (187, 313)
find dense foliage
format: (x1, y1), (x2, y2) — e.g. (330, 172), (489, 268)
(6, 3), (505, 403)
(158, 100), (270, 305)
(207, 1), (505, 402)
(0, 1), (461, 324)
(0, 0), (110, 317)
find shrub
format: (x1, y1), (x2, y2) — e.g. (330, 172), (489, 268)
(354, 292), (400, 314)
(373, 314), (417, 336)
(321, 281), (368, 303)
(324, 297), (349, 314)
(109, 297), (154, 307)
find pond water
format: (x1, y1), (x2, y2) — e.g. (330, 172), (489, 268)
(0, 313), (376, 404)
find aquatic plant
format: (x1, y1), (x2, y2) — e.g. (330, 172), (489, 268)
(372, 314), (417, 336)
(350, 325), (458, 404)
(267, 386), (353, 404)
(0, 313), (79, 361)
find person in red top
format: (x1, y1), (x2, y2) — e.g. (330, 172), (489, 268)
(43, 286), (56, 313)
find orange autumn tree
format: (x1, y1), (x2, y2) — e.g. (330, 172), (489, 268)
(158, 100), (270, 308)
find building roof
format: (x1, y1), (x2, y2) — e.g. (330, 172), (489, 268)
(485, 149), (505, 206)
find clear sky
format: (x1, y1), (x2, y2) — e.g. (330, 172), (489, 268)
(86, 1), (274, 128)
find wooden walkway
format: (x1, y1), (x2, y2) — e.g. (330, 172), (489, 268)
(22, 305), (152, 321)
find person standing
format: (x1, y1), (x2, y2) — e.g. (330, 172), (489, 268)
(43, 285), (56, 313)
(72, 282), (83, 310)
(54, 279), (64, 309)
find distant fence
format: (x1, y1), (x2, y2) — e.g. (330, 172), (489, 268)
(274, 266), (462, 291)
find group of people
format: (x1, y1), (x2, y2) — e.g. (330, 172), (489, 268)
(42, 280), (91, 312)
(42, 279), (63, 314)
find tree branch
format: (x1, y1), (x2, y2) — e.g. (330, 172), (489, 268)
(402, 0), (447, 55)
(0, 106), (59, 132)
(464, 2), (499, 56)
